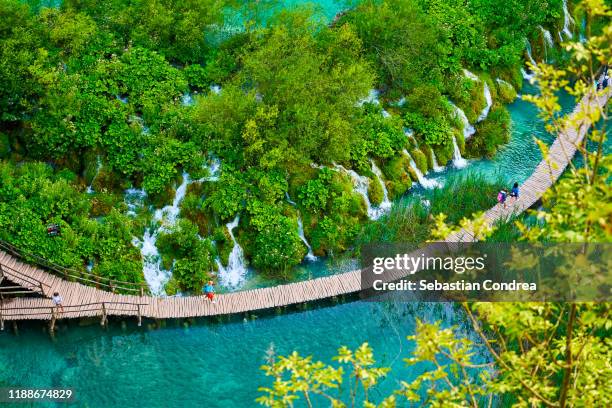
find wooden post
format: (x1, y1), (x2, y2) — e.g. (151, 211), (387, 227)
(100, 302), (107, 327)
(140, 285), (144, 297)
(137, 304), (142, 327)
(39, 282), (45, 297)
(50, 307), (56, 334)
(110, 280), (115, 293)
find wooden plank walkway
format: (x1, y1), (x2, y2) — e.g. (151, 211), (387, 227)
(0, 87), (609, 324)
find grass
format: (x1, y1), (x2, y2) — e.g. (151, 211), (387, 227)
(356, 172), (505, 247)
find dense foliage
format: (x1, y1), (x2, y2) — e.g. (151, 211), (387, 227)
(0, 0), (585, 290)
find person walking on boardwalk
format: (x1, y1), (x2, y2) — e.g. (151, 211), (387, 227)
(497, 189), (508, 208)
(509, 182), (519, 204)
(204, 281), (216, 303)
(52, 292), (64, 313)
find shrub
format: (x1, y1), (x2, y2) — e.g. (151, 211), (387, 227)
(466, 106), (511, 158)
(368, 176), (384, 206)
(410, 148), (428, 174)
(496, 79), (517, 104)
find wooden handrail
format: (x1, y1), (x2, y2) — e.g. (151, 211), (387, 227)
(0, 240), (147, 294)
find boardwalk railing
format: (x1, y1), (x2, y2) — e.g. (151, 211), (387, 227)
(0, 301), (148, 331)
(0, 240), (148, 296)
(0, 263), (50, 297)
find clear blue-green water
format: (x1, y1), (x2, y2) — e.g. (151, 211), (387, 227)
(0, 302), (485, 408)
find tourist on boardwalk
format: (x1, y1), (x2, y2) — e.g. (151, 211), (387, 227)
(509, 182), (520, 203)
(204, 281), (216, 303)
(52, 292), (64, 313)
(497, 189), (508, 208)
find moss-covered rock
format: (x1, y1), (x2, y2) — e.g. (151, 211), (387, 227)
(433, 140), (454, 166)
(368, 176), (384, 206)
(455, 130), (465, 154)
(496, 79), (517, 104)
(425, 146), (434, 170)
(381, 155), (413, 199)
(410, 148), (428, 174)
(466, 106), (511, 158)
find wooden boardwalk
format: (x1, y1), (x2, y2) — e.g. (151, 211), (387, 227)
(0, 87), (609, 326)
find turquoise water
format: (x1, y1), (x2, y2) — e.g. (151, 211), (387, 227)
(0, 302), (486, 407)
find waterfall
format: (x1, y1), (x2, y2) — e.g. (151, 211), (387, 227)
(431, 150), (445, 172)
(181, 92), (194, 106)
(452, 136), (468, 169)
(521, 68), (536, 81)
(381, 109), (391, 118)
(357, 89), (380, 107)
(539, 26), (554, 58)
(403, 150), (441, 189)
(476, 82), (492, 122)
(370, 161), (393, 211)
(216, 215), (248, 288)
(525, 40), (537, 68)
(561, 0), (574, 39)
(133, 159), (222, 295)
(332, 163), (389, 220)
(463, 69), (479, 81)
(210, 85), (222, 95)
(462, 70), (492, 122)
(297, 216), (317, 262)
(450, 102), (476, 139)
(116, 95), (128, 104)
(285, 192), (297, 206)
(286, 193), (317, 262)
(125, 188), (147, 216)
(86, 156), (102, 194)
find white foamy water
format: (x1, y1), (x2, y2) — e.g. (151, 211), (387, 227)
(431, 149), (445, 172)
(477, 82), (492, 122)
(452, 136), (468, 169)
(562, 0), (574, 39)
(286, 193), (317, 262)
(521, 68), (536, 81)
(210, 85), (222, 95)
(357, 89), (380, 106)
(181, 92), (194, 106)
(371, 161), (392, 213)
(450, 102), (476, 139)
(332, 163), (389, 220)
(463, 70), (492, 123)
(216, 215), (248, 288)
(133, 160), (222, 295)
(539, 26), (554, 52)
(525, 40), (538, 68)
(125, 188), (147, 216)
(86, 156), (102, 194)
(404, 150), (441, 189)
(297, 215), (317, 262)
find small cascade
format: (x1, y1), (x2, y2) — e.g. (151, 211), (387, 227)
(125, 188), (147, 216)
(86, 156), (102, 194)
(116, 95), (128, 104)
(356, 89), (380, 107)
(181, 92), (194, 106)
(332, 163), (388, 220)
(403, 150), (441, 189)
(476, 82), (492, 122)
(132, 230), (170, 296)
(285, 192), (297, 206)
(539, 26), (554, 58)
(286, 193), (317, 262)
(198, 157), (221, 182)
(381, 109), (391, 118)
(579, 17), (586, 43)
(431, 150), (445, 172)
(525, 40), (538, 68)
(452, 136), (468, 169)
(463, 69), (479, 81)
(450, 102), (476, 139)
(462, 70), (492, 122)
(297, 216), (317, 262)
(561, 0), (574, 39)
(154, 173), (191, 227)
(370, 161), (392, 212)
(216, 215), (248, 288)
(210, 85), (222, 95)
(521, 68), (536, 81)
